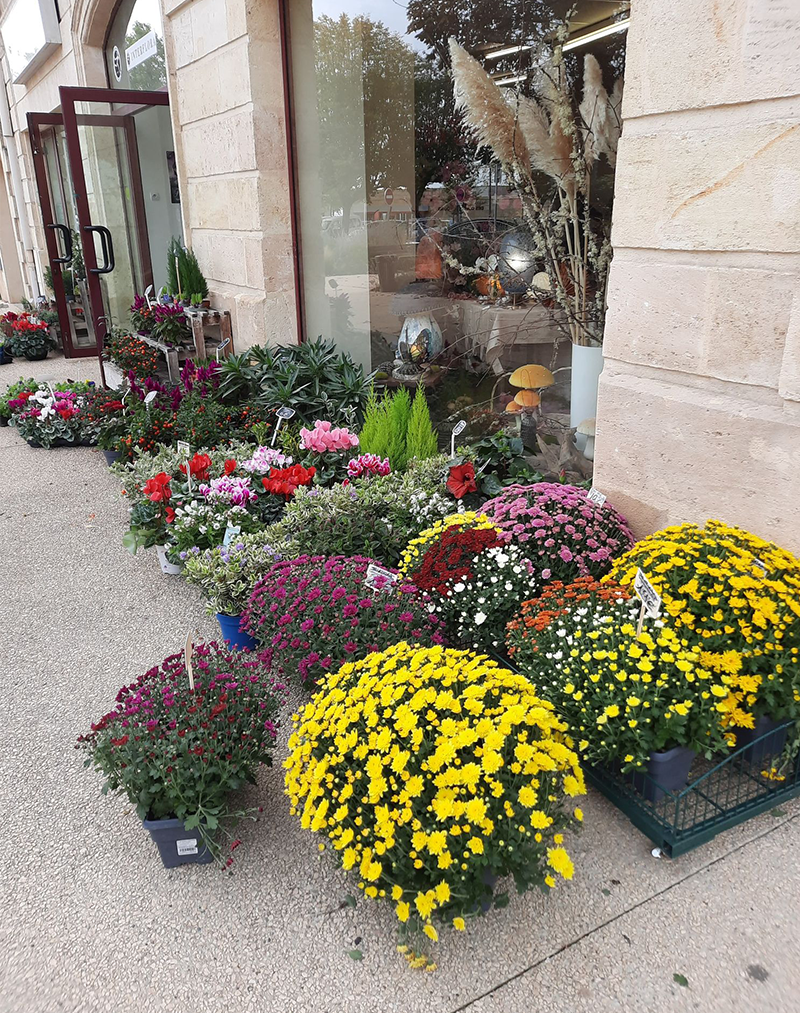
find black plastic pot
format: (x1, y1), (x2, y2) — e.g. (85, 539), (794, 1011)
(734, 716), (789, 764)
(630, 746), (696, 804)
(102, 449), (122, 466)
(0, 415), (8, 426)
(0, 350), (12, 365)
(24, 351), (48, 361)
(142, 816), (213, 868)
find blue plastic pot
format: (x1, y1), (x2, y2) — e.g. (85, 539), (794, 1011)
(143, 816), (213, 868)
(216, 612), (257, 651)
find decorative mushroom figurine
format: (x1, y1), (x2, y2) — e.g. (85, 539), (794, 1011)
(509, 363), (554, 415)
(576, 417), (596, 460)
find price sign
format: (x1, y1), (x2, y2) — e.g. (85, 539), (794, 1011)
(450, 419), (467, 457)
(271, 406), (297, 447)
(587, 487), (607, 508)
(633, 567), (662, 638)
(223, 523), (241, 548)
(185, 630), (195, 691)
(365, 563), (399, 592)
(176, 839), (198, 856)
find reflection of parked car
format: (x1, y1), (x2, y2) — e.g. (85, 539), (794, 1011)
(321, 215), (361, 237)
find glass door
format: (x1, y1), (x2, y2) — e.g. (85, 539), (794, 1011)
(28, 112), (93, 358)
(59, 86), (172, 382)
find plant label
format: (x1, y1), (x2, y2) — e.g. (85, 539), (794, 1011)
(365, 563), (399, 592)
(271, 407), (296, 447)
(177, 440), (190, 456)
(634, 568), (662, 618)
(450, 419), (467, 456)
(587, 487), (607, 508)
(176, 839), (198, 856)
(143, 391), (157, 409)
(223, 524), (241, 548)
(144, 284), (154, 309)
(185, 630), (195, 692)
(752, 557), (767, 576)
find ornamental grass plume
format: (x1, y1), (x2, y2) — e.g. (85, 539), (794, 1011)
(243, 555), (445, 687)
(284, 642), (585, 958)
(506, 577), (735, 771)
(480, 483), (634, 583)
(606, 520), (800, 728)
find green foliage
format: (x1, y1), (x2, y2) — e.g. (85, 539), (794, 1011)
(266, 455), (453, 566)
(386, 387), (412, 470)
(216, 338), (370, 426)
(405, 384), (438, 462)
(166, 238), (208, 299)
(358, 385), (382, 455)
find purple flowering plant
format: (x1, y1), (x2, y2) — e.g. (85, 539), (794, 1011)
(243, 554), (446, 687)
(77, 642), (287, 862)
(480, 483), (634, 583)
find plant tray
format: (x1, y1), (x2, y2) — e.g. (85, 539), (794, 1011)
(585, 721), (800, 857)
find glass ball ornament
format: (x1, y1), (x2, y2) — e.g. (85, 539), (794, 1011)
(496, 228), (539, 295)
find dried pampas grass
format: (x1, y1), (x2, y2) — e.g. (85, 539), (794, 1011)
(449, 37), (529, 169)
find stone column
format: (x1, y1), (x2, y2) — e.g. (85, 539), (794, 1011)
(594, 0), (800, 551)
(161, 0), (297, 349)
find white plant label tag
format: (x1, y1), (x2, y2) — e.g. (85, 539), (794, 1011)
(144, 285), (154, 309)
(634, 568), (662, 618)
(271, 406), (296, 447)
(587, 487), (607, 508)
(365, 563), (398, 592)
(450, 419), (467, 457)
(176, 839), (198, 856)
(177, 440), (190, 456)
(223, 523), (241, 548)
(143, 391), (157, 410)
(752, 557), (767, 576)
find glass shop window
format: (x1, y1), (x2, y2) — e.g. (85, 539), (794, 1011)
(286, 0), (628, 413)
(105, 0), (167, 92)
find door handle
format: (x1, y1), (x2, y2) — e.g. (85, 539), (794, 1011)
(85, 225), (116, 275)
(47, 223), (72, 264)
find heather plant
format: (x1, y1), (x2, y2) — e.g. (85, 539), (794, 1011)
(77, 642), (285, 861)
(242, 554), (445, 687)
(481, 483), (634, 583)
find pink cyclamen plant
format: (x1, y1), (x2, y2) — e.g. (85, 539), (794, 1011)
(346, 453), (390, 480)
(299, 420), (359, 453)
(480, 483), (634, 583)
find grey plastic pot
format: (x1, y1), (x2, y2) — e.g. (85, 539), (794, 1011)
(102, 449), (122, 466)
(734, 716), (789, 764)
(142, 816), (213, 868)
(630, 746), (696, 804)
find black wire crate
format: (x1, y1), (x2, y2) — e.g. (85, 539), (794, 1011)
(585, 722), (800, 857)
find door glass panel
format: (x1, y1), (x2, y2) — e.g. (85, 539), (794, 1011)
(76, 107), (144, 329)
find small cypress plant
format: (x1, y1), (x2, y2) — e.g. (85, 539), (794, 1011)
(405, 384), (438, 462)
(166, 238), (209, 299)
(386, 387), (412, 471)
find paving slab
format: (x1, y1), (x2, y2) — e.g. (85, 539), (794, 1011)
(1, 354), (798, 1013)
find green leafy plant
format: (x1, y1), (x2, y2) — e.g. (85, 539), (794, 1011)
(405, 384), (438, 462)
(166, 237), (208, 299)
(183, 532), (283, 616)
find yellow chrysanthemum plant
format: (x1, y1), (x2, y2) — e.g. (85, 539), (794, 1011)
(506, 577), (734, 774)
(284, 642), (585, 963)
(606, 520), (800, 731)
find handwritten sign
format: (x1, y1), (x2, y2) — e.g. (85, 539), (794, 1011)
(587, 487), (607, 508)
(185, 630), (195, 691)
(271, 406), (297, 447)
(365, 563), (399, 592)
(450, 419), (467, 456)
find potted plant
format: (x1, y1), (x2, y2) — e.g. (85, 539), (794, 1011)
(122, 471), (182, 574)
(506, 577), (737, 802)
(183, 533), (283, 650)
(285, 642), (585, 964)
(77, 641), (286, 867)
(105, 329), (159, 383)
(152, 303), (192, 346)
(10, 387), (86, 448)
(7, 314), (56, 361)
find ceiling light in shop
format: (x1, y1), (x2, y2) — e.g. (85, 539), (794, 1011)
(562, 18), (630, 51)
(494, 74), (529, 86)
(485, 43), (531, 60)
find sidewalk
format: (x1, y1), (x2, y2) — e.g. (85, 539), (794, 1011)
(1, 355), (798, 1013)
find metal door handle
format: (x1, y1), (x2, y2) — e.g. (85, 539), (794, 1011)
(47, 223), (72, 264)
(85, 225), (115, 275)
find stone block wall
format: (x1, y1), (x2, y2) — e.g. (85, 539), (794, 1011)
(594, 0), (800, 551)
(161, 0), (297, 349)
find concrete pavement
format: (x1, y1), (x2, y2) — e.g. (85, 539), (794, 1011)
(1, 354), (798, 1013)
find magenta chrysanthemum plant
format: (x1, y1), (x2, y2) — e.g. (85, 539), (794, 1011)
(242, 554), (445, 687)
(480, 483), (634, 583)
